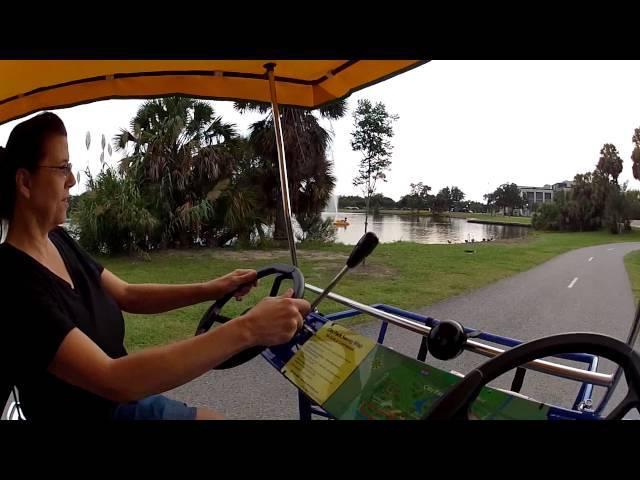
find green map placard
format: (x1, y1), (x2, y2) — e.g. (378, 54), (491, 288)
(283, 322), (551, 420)
(324, 344), (550, 420)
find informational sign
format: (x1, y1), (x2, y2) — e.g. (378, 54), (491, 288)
(282, 322), (376, 405)
(282, 322), (550, 420)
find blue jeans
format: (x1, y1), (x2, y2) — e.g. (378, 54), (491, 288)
(112, 394), (198, 420)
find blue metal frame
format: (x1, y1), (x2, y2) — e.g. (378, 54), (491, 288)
(370, 304), (601, 413)
(262, 305), (605, 420)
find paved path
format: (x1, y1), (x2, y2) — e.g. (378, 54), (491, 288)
(166, 242), (640, 419)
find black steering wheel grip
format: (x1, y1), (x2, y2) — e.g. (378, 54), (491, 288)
(424, 332), (640, 420)
(194, 263), (305, 370)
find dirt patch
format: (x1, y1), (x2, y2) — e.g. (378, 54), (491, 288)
(300, 257), (397, 279)
(349, 262), (398, 279)
(146, 249), (395, 278)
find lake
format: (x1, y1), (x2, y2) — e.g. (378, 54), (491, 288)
(321, 212), (529, 245)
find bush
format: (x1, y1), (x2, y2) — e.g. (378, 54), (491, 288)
(70, 166), (159, 255)
(295, 213), (336, 244)
(625, 190), (640, 219)
(604, 187), (627, 234)
(532, 202), (561, 230)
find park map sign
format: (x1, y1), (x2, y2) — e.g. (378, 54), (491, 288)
(282, 322), (550, 420)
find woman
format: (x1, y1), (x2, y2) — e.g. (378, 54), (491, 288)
(0, 112), (310, 420)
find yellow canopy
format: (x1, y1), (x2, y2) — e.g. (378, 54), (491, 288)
(0, 60), (426, 126)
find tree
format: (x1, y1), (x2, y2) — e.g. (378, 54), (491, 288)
(431, 186), (465, 212)
(483, 192), (496, 215)
(597, 143), (623, 185)
(338, 195), (366, 209)
(295, 213), (336, 244)
(370, 194), (397, 213)
(532, 202), (561, 230)
(604, 185), (626, 233)
(449, 186), (465, 211)
(532, 141), (634, 233)
(206, 136), (271, 247)
(351, 99), (399, 234)
(467, 200), (487, 213)
(71, 127), (159, 254)
(632, 128), (640, 181)
(490, 183), (524, 214)
(113, 97), (238, 248)
(435, 187), (452, 212)
(536, 169), (633, 233)
(412, 182), (431, 199)
(234, 99), (345, 243)
(432, 188), (451, 214)
(72, 164), (159, 254)
(625, 189), (640, 220)
(565, 172), (601, 231)
(401, 182), (431, 213)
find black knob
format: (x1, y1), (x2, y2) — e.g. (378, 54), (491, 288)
(427, 320), (467, 360)
(346, 232), (379, 268)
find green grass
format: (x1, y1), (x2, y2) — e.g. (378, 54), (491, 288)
(101, 229), (640, 352)
(624, 250), (640, 303)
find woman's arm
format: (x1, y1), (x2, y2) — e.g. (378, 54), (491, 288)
(100, 268), (257, 314)
(48, 289), (309, 403)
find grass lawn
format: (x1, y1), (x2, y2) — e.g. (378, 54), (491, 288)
(101, 229), (640, 351)
(624, 250), (640, 304)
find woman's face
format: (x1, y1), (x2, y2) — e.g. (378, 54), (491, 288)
(26, 134), (76, 227)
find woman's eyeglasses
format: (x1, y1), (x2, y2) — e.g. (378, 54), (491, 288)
(38, 163), (73, 176)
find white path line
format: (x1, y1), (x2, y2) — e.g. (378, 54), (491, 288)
(568, 277), (579, 289)
(588, 257), (594, 262)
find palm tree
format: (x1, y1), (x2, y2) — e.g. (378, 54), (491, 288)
(205, 137), (273, 246)
(233, 99), (346, 241)
(113, 97), (238, 247)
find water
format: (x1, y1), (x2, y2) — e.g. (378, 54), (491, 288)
(62, 213), (528, 247)
(321, 212), (529, 245)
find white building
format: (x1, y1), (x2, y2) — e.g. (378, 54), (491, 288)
(517, 181), (573, 216)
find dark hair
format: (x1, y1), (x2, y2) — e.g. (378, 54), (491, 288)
(0, 112), (67, 231)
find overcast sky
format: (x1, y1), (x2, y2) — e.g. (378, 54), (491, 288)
(2, 60), (640, 203)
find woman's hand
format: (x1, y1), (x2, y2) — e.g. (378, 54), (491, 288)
(231, 288), (311, 346)
(206, 269), (258, 301)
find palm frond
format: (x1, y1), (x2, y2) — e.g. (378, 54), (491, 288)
(317, 99), (348, 119)
(233, 101), (272, 115)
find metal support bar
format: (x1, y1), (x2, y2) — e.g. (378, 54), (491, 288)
(628, 302), (640, 348)
(595, 300), (640, 414)
(266, 63), (298, 267)
(297, 391), (313, 421)
(305, 283), (614, 388)
(309, 265), (349, 311)
(573, 355), (599, 411)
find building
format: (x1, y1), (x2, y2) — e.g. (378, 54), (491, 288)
(517, 181), (573, 216)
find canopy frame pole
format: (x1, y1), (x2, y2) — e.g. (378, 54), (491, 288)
(265, 63), (298, 267)
(595, 300), (640, 414)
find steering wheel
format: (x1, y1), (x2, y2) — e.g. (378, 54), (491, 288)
(424, 332), (640, 420)
(194, 263), (305, 370)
